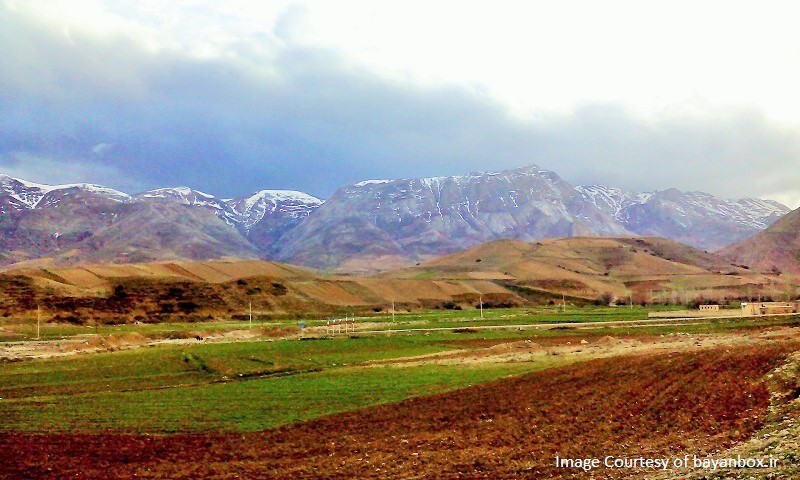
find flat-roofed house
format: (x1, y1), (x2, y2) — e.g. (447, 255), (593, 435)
(741, 302), (798, 316)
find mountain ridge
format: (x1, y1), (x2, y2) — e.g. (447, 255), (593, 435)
(0, 165), (790, 271)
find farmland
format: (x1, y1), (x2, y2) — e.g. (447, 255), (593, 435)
(1, 306), (799, 478)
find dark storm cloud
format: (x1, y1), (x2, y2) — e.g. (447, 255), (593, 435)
(2, 4), (799, 203)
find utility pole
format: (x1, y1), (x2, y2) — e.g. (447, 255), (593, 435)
(629, 292), (633, 310)
(479, 294), (484, 320)
(37, 305), (41, 341)
(249, 302), (252, 329)
(391, 301), (395, 323)
(561, 293), (566, 313)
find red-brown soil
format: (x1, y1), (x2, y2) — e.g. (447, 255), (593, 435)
(1, 343), (794, 479)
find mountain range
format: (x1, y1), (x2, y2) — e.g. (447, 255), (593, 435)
(0, 165), (790, 271)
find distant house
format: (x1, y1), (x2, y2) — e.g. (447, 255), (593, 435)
(740, 302), (798, 316)
(699, 304), (720, 312)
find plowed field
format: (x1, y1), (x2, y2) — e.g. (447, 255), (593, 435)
(2, 343), (794, 479)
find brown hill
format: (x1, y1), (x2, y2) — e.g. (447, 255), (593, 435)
(0, 259), (520, 322)
(0, 236), (785, 324)
(720, 207), (800, 274)
(386, 237), (776, 302)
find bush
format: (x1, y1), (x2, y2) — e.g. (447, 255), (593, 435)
(441, 301), (462, 310)
(177, 301), (200, 313)
(596, 292), (614, 306)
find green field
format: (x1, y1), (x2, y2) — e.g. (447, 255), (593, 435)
(0, 332), (556, 432)
(0, 305), (683, 342)
(1, 307), (797, 433)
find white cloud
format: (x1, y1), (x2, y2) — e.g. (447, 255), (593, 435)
(3, 1), (800, 206)
(91, 143), (113, 155)
(8, 1), (800, 122)
(0, 151), (140, 191)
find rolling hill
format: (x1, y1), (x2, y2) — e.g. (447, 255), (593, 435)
(0, 236), (782, 324)
(386, 236), (777, 303)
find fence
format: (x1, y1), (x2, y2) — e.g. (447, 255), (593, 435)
(326, 317), (356, 334)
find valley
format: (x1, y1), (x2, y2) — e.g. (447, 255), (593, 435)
(1, 308), (799, 478)
(2, 168), (800, 479)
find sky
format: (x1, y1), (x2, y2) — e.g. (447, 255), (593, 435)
(2, 1), (800, 206)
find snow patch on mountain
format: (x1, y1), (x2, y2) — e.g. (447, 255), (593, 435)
(575, 185), (647, 217)
(0, 174), (132, 208)
(226, 190), (323, 229)
(241, 190), (323, 210)
(577, 184), (790, 232)
(354, 179), (393, 187)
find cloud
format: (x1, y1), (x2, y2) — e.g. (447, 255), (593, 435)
(92, 143), (113, 155)
(1, 3), (800, 207)
(0, 151), (139, 190)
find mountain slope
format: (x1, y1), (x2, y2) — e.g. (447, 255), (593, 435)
(275, 165), (630, 271)
(226, 190), (323, 254)
(719, 207), (800, 274)
(577, 186), (789, 251)
(135, 187), (323, 234)
(56, 202), (260, 265)
(0, 174), (131, 212)
(0, 176), (321, 267)
(0, 201), (258, 267)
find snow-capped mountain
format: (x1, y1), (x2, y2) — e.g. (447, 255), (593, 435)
(0, 166), (790, 270)
(577, 185), (790, 251)
(137, 187), (230, 211)
(135, 187), (242, 228)
(135, 186), (322, 230)
(274, 165), (629, 269)
(135, 187), (324, 249)
(0, 174), (321, 266)
(0, 174), (131, 212)
(224, 190), (324, 254)
(226, 190), (324, 230)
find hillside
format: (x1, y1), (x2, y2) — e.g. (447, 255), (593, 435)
(720, 207), (800, 274)
(386, 237), (775, 302)
(0, 258), (517, 322)
(0, 236), (786, 323)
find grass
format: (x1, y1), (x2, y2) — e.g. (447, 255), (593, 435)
(1, 307), (798, 435)
(4, 343), (796, 479)
(2, 362), (549, 433)
(0, 335), (453, 400)
(0, 305), (682, 341)
(0, 321), (589, 433)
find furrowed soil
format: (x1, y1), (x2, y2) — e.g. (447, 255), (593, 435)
(2, 342), (796, 479)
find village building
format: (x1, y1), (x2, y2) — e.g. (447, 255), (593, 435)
(740, 301), (799, 316)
